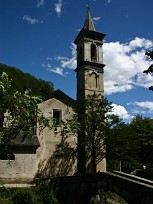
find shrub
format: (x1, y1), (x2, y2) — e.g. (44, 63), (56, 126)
(37, 184), (60, 204)
(12, 188), (37, 204)
(0, 186), (11, 199)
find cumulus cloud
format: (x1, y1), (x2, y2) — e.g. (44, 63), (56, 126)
(112, 104), (132, 120)
(43, 37), (153, 92)
(44, 43), (76, 76)
(55, 44), (76, 69)
(129, 101), (153, 115)
(36, 0), (45, 8)
(103, 37), (153, 94)
(23, 15), (43, 24)
(54, 0), (63, 17)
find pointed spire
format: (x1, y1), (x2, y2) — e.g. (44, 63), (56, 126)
(83, 6), (95, 31)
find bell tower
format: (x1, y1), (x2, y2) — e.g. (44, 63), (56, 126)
(74, 7), (106, 100)
(74, 8), (106, 174)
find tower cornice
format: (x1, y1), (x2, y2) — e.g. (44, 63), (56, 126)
(74, 28), (106, 45)
(75, 61), (105, 73)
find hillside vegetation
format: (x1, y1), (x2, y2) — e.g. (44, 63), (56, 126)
(0, 64), (54, 100)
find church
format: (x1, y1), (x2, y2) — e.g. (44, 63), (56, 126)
(0, 8), (106, 185)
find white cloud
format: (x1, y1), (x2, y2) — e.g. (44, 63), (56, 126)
(55, 51), (76, 69)
(129, 101), (153, 115)
(54, 0), (63, 17)
(129, 37), (153, 49)
(44, 43), (76, 76)
(112, 104), (132, 120)
(56, 43), (77, 69)
(36, 0), (45, 8)
(23, 15), (43, 24)
(93, 17), (101, 22)
(44, 62), (64, 75)
(48, 67), (64, 76)
(42, 62), (52, 68)
(103, 37), (153, 94)
(44, 37), (153, 89)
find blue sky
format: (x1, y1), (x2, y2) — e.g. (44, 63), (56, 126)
(1, 0), (153, 122)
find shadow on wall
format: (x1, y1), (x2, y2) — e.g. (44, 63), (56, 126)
(36, 141), (77, 178)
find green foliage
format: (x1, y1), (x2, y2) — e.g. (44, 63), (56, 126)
(0, 72), (54, 154)
(107, 122), (138, 161)
(0, 185), (60, 204)
(107, 115), (153, 172)
(54, 119), (80, 143)
(12, 189), (38, 204)
(0, 71), (77, 156)
(130, 115), (153, 165)
(0, 64), (54, 100)
(0, 184), (11, 199)
(0, 73), (40, 146)
(38, 185), (59, 204)
(77, 94), (122, 173)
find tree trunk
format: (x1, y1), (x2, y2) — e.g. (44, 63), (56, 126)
(92, 127), (96, 173)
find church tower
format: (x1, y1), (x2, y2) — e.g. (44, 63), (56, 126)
(74, 7), (106, 100)
(74, 8), (106, 174)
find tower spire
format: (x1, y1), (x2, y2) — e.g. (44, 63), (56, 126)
(83, 6), (95, 31)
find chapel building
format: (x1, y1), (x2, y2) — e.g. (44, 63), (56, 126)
(0, 8), (106, 184)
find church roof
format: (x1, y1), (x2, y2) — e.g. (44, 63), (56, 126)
(83, 7), (95, 31)
(50, 89), (76, 109)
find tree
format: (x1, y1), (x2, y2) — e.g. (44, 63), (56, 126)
(0, 72), (50, 154)
(0, 64), (54, 100)
(77, 94), (121, 173)
(0, 72), (79, 159)
(107, 115), (153, 171)
(107, 122), (139, 171)
(143, 51), (153, 91)
(130, 115), (153, 166)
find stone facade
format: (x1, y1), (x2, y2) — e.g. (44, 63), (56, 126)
(0, 90), (77, 183)
(36, 90), (77, 178)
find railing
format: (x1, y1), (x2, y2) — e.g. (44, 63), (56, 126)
(110, 170), (153, 187)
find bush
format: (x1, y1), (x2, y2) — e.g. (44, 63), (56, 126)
(12, 188), (37, 204)
(38, 185), (59, 204)
(0, 183), (60, 204)
(0, 186), (11, 199)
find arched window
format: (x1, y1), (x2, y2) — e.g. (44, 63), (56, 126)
(0, 152), (15, 160)
(89, 72), (98, 89)
(91, 44), (97, 62)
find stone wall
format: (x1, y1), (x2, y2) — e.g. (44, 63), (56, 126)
(0, 96), (77, 183)
(0, 148), (37, 183)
